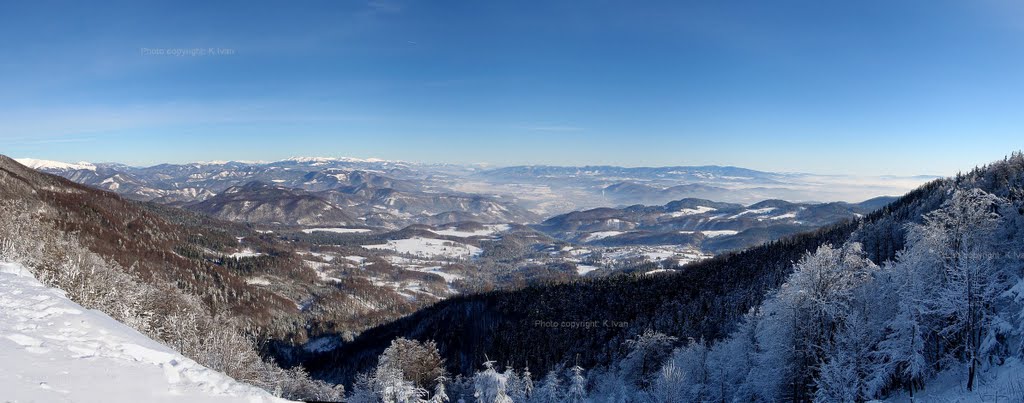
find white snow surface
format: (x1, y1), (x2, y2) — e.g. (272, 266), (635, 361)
(279, 156), (392, 164)
(668, 206), (717, 217)
(878, 358), (1024, 402)
(228, 249), (263, 258)
(679, 229), (740, 238)
(0, 262), (291, 402)
(14, 158), (97, 172)
(430, 224), (510, 238)
(728, 207), (777, 219)
(363, 237), (481, 259)
(584, 231), (624, 242)
(576, 264), (600, 276)
(301, 227), (372, 234)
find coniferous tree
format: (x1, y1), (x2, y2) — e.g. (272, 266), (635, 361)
(473, 360), (513, 403)
(428, 375), (449, 403)
(531, 365), (564, 403)
(566, 362), (587, 403)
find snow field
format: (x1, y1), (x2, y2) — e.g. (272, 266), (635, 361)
(0, 262), (291, 403)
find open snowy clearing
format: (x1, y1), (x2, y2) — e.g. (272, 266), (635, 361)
(679, 229), (740, 237)
(301, 227), (373, 234)
(583, 231), (624, 242)
(0, 262), (290, 402)
(576, 264), (600, 275)
(668, 206), (717, 217)
(728, 207), (777, 219)
(362, 237), (482, 259)
(227, 249), (263, 259)
(430, 224), (510, 238)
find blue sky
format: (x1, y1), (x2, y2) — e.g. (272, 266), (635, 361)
(1, 0), (1022, 175)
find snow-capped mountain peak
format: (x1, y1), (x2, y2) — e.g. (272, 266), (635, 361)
(280, 156), (392, 164)
(14, 158), (96, 171)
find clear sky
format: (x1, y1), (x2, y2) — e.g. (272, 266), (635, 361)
(1, 0), (1022, 175)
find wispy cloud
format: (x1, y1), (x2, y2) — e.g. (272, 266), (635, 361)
(367, 0), (403, 14)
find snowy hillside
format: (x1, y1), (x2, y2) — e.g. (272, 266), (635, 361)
(0, 262), (292, 403)
(13, 158), (96, 171)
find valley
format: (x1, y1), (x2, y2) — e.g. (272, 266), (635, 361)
(14, 155), (924, 318)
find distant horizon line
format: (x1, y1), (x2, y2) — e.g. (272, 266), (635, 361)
(10, 155), (944, 179)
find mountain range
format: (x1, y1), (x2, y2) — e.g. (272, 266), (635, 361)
(17, 156), (929, 230)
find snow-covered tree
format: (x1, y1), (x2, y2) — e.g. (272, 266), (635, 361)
(871, 243), (940, 397)
(513, 365), (534, 402)
(706, 314), (758, 402)
(585, 367), (632, 403)
(473, 360), (512, 403)
(815, 312), (875, 401)
(646, 360), (686, 403)
(618, 330), (677, 389)
(646, 338), (709, 402)
(375, 363), (426, 403)
(566, 363), (587, 403)
(921, 189), (1010, 390)
(428, 375), (449, 403)
(504, 366), (522, 402)
(348, 374), (380, 403)
(531, 365), (564, 403)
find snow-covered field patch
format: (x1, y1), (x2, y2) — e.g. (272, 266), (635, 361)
(301, 227), (372, 234)
(584, 231), (624, 242)
(363, 237), (481, 259)
(244, 277), (272, 286)
(227, 249), (262, 258)
(728, 207), (777, 219)
(679, 229), (740, 237)
(431, 224), (510, 238)
(668, 206), (716, 217)
(576, 264), (600, 276)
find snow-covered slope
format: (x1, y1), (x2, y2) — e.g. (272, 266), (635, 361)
(879, 358), (1024, 402)
(0, 262), (291, 403)
(13, 158), (96, 171)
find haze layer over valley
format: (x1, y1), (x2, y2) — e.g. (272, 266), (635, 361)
(13, 155), (927, 295)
